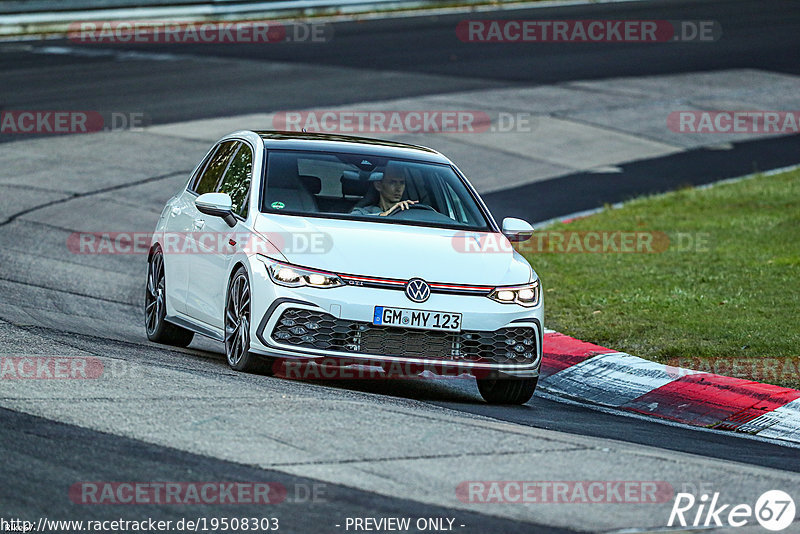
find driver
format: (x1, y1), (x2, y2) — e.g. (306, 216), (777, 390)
(351, 163), (418, 216)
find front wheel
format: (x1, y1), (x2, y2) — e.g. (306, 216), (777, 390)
(477, 377), (538, 405)
(225, 267), (268, 373)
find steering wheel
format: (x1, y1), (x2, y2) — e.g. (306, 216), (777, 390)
(386, 203), (436, 215)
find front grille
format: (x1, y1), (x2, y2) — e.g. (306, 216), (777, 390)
(270, 308), (538, 365)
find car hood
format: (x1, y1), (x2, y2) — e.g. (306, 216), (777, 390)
(252, 214), (533, 286)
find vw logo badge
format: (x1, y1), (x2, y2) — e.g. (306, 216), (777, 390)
(405, 278), (431, 303)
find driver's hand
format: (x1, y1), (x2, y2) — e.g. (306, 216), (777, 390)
(380, 200), (418, 216)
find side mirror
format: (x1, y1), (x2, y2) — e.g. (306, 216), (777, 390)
(196, 192), (237, 228)
(502, 217), (534, 243)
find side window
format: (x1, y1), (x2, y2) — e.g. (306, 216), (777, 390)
(187, 147), (218, 192)
(216, 143), (253, 218)
(194, 141), (238, 195)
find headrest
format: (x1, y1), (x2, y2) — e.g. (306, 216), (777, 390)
(298, 175), (321, 195)
(340, 171), (371, 197)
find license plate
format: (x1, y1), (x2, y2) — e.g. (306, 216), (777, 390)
(373, 306), (462, 332)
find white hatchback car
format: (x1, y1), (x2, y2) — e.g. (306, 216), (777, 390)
(146, 131), (543, 404)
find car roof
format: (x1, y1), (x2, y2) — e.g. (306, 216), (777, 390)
(253, 130), (451, 164)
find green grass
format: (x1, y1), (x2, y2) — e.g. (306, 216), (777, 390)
(524, 168), (800, 389)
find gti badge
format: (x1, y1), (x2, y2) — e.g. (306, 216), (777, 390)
(405, 278), (431, 303)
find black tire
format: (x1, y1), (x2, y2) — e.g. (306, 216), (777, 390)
(477, 377), (538, 405)
(225, 267), (268, 373)
(145, 248), (194, 347)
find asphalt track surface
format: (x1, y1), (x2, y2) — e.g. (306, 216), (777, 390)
(2, 0), (800, 532)
(1, 407), (571, 534)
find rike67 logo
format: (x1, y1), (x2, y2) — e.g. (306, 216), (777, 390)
(668, 490), (795, 531)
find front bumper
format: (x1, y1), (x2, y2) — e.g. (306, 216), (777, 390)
(250, 296), (543, 379)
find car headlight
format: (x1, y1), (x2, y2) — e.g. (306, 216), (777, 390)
(488, 280), (540, 307)
(258, 256), (344, 289)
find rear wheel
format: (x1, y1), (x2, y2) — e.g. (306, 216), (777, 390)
(225, 267), (267, 373)
(477, 377), (538, 405)
(145, 248), (194, 347)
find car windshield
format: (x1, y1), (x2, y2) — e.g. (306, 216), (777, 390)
(261, 149), (492, 231)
